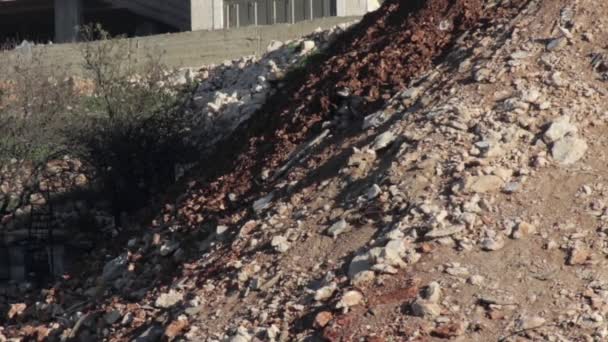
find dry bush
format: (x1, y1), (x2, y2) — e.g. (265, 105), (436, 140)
(68, 25), (199, 226)
(0, 45), (79, 219)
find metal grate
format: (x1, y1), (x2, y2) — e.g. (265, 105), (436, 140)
(24, 195), (58, 283)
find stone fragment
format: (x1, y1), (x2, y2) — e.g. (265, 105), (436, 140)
(253, 193), (274, 214)
(365, 184), (382, 200)
(516, 315), (546, 330)
(425, 225), (464, 239)
(270, 235), (290, 253)
(104, 310), (121, 325)
(543, 116), (577, 143)
(424, 282), (442, 303)
(314, 283), (337, 302)
(410, 299), (442, 318)
(300, 40), (316, 54)
(352, 270), (376, 287)
(164, 319), (189, 340)
(7, 303), (26, 320)
(370, 131), (396, 151)
(547, 37), (567, 51)
(466, 175), (505, 193)
(512, 221), (536, 239)
(348, 252), (372, 279)
(481, 236), (505, 251)
(155, 290), (184, 309)
(568, 244), (590, 265)
(468, 275), (485, 286)
(102, 254), (128, 282)
(327, 219), (351, 238)
(314, 311), (333, 329)
(160, 241), (179, 256)
(336, 290), (364, 309)
(230, 327), (253, 342)
(552, 136), (587, 165)
(445, 264), (470, 277)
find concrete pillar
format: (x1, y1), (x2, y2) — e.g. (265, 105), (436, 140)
(191, 0), (224, 31)
(54, 0), (83, 43)
(335, 0), (370, 16)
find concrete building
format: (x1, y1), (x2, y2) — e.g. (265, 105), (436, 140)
(0, 0), (379, 43)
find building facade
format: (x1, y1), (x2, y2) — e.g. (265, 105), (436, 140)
(0, 0), (379, 43)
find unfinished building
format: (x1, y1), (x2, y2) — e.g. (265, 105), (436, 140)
(0, 0), (379, 43)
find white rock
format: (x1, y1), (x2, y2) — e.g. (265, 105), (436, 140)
(300, 40), (316, 54)
(516, 315), (546, 330)
(371, 263), (399, 274)
(370, 131), (396, 151)
(424, 282), (442, 303)
(352, 270), (376, 287)
(327, 219), (351, 238)
(552, 136), (587, 165)
(379, 240), (407, 268)
(468, 275), (485, 286)
(314, 283), (337, 302)
(480, 236), (505, 251)
(544, 116), (577, 143)
(365, 184), (382, 200)
(512, 221), (536, 239)
(271, 236), (290, 253)
(266, 40), (284, 53)
(230, 327), (253, 342)
(155, 290), (184, 308)
(336, 290), (364, 309)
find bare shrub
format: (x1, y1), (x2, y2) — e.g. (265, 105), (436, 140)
(68, 25), (198, 226)
(0, 45), (79, 220)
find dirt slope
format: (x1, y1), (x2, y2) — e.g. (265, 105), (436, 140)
(7, 0), (608, 341)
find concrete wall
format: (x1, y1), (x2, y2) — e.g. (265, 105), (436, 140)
(0, 16), (359, 74)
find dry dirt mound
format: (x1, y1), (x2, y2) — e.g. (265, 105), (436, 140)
(8, 0), (607, 341)
(165, 0), (526, 233)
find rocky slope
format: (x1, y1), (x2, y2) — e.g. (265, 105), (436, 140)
(5, 0), (608, 341)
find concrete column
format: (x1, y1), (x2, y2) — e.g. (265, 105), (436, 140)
(335, 0), (369, 16)
(191, 0), (224, 31)
(54, 0), (82, 43)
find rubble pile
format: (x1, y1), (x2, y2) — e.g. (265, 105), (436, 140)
(6, 0), (608, 341)
(188, 23), (355, 152)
